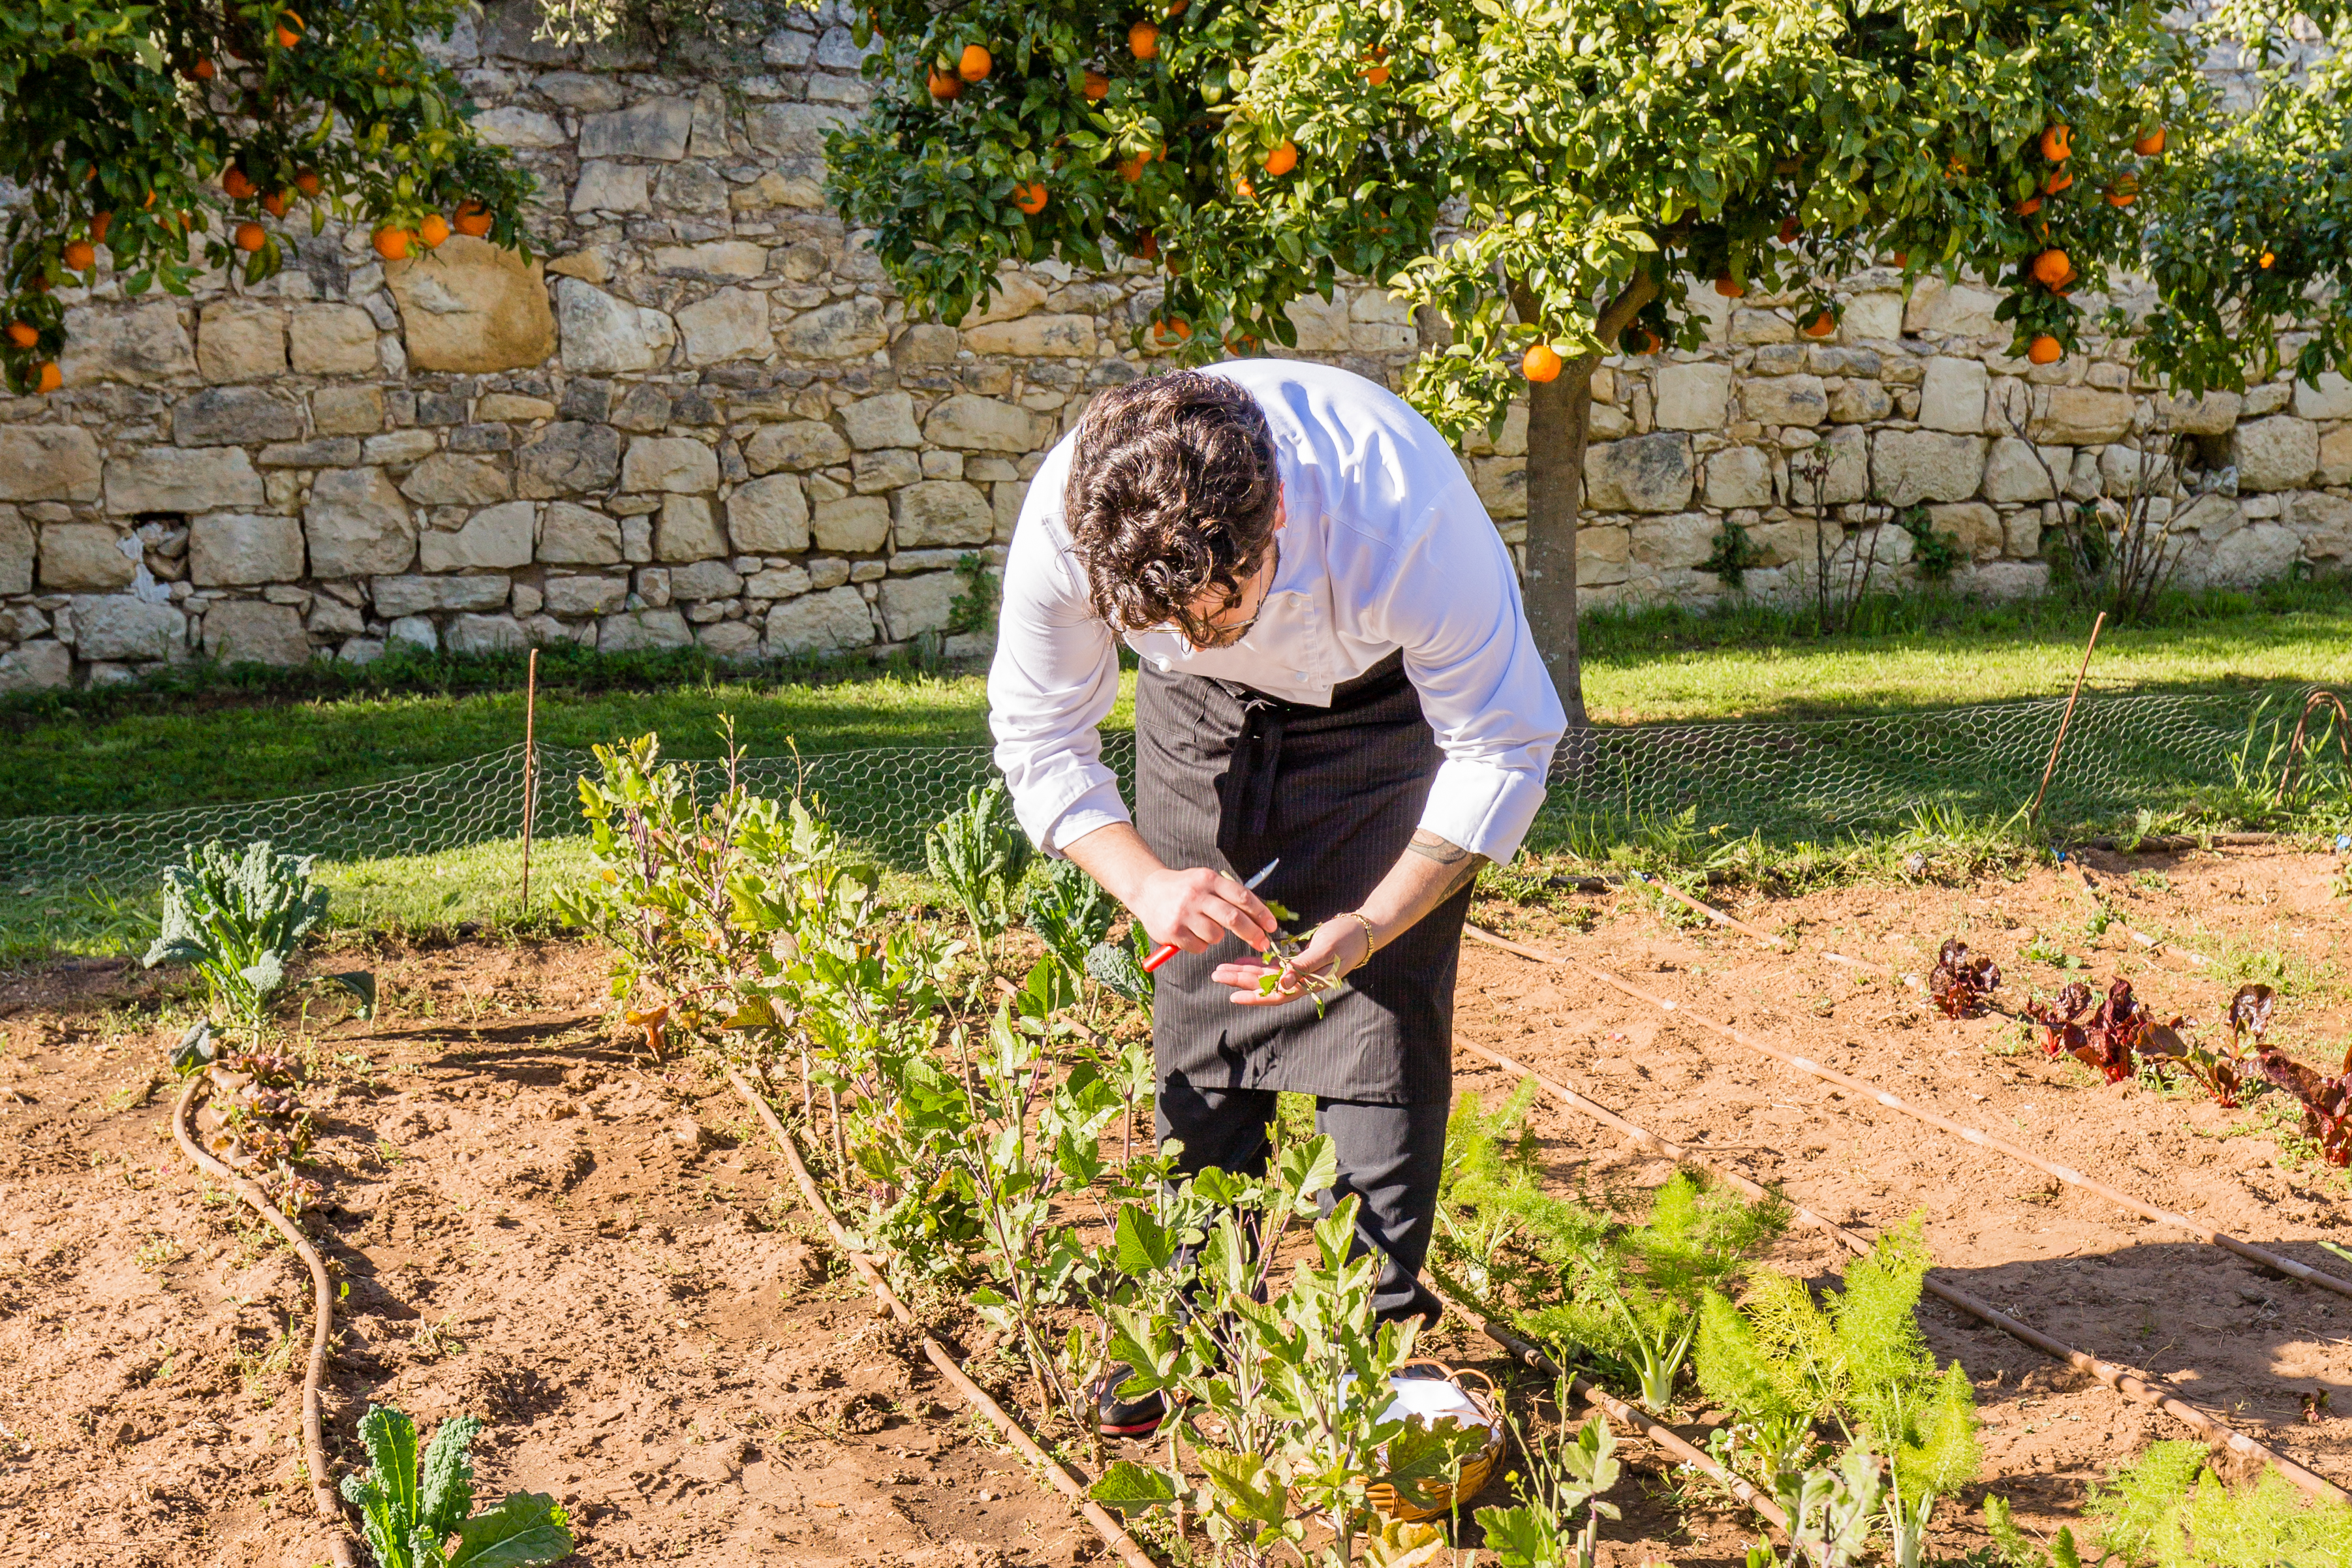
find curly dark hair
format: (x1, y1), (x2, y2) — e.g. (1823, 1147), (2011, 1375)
(1063, 370), (1281, 633)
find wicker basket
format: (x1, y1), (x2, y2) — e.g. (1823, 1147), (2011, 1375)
(1365, 1361), (1505, 1522)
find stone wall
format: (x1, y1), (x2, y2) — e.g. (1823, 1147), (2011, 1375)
(1, 0), (2347, 692)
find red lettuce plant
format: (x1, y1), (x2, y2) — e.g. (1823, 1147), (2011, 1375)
(2234, 985), (2352, 1167)
(1928, 940), (2001, 1019)
(2027, 978), (2167, 1084)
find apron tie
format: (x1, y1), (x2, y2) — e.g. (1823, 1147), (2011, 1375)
(1226, 686), (1290, 842)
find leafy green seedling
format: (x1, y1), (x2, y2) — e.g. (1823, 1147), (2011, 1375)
(925, 777), (1034, 962)
(142, 840), (349, 1029)
(340, 1405), (572, 1568)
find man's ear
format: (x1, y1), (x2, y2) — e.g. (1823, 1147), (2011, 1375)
(1273, 483), (1286, 532)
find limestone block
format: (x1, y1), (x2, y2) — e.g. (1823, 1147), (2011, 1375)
(1652, 363), (1732, 431)
(1284, 294), (1352, 353)
(540, 502), (625, 564)
(780, 297), (888, 359)
(1918, 358), (1988, 433)
(2176, 492), (2242, 540)
(288, 305), (380, 375)
(1460, 404), (1528, 459)
(1928, 501), (2004, 561)
(191, 513), (305, 585)
(543, 574), (630, 616)
(993, 479), (1027, 542)
(2234, 416), (2319, 492)
(854, 448), (920, 493)
(518, 422), (621, 497)
(813, 495), (890, 552)
(654, 240), (768, 276)
(307, 597), (365, 638)
(743, 101), (853, 160)
(668, 559), (745, 600)
(175, 386), (304, 447)
(1583, 434), (1694, 514)
(2030, 386), (2135, 445)
(420, 500), (535, 572)
(0, 641), (71, 692)
(2322, 426), (2352, 487)
(966, 314), (1098, 357)
(747, 564), (812, 598)
(444, 613), (526, 656)
(622, 436), (719, 494)
(260, 438), (363, 469)
(400, 453), (512, 506)
(0, 508), (29, 595)
(555, 279), (677, 374)
(60, 301), (198, 386)
(1351, 289), (1416, 325)
(1902, 277), (2000, 337)
(893, 480), (993, 547)
(1870, 430), (1985, 506)
(728, 474), (811, 552)
(697, 620), (762, 660)
(0, 426), (103, 502)
(203, 600), (311, 666)
(2296, 493), (2352, 559)
(1703, 448), (1773, 509)
(651, 493), (727, 562)
(598, 606), (695, 651)
(765, 584), (873, 654)
(1786, 427), (1870, 506)
(876, 571), (958, 639)
(1842, 292), (1904, 340)
(2154, 389), (2242, 436)
(473, 106), (568, 147)
(1577, 522), (1630, 588)
(1828, 380), (1892, 423)
(39, 523), (137, 591)
(1630, 512), (1718, 570)
(840, 393), (923, 450)
(1469, 457), (1524, 521)
(386, 615), (437, 651)
(384, 237), (557, 373)
(1730, 309), (1794, 346)
(1981, 437), (2061, 504)
(370, 574), (510, 617)
(313, 386), (386, 437)
(1350, 322), (1417, 354)
(1740, 375), (1828, 427)
(958, 273), (1051, 327)
(746, 421), (852, 472)
(1967, 561), (2052, 600)
(572, 162), (651, 214)
(71, 595), (185, 662)
(2207, 521), (2301, 585)
(2098, 444), (2171, 497)
(2293, 371), (2352, 422)
(677, 288), (772, 364)
(654, 162), (731, 217)
(580, 98), (694, 160)
(305, 469), (417, 579)
(196, 301), (287, 383)
(106, 446), (265, 514)
(926, 393), (1052, 453)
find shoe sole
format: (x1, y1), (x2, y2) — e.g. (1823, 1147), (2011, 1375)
(1099, 1416), (1164, 1437)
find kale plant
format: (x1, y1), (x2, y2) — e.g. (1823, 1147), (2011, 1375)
(142, 840), (333, 1028)
(340, 1405), (572, 1568)
(925, 776), (1034, 963)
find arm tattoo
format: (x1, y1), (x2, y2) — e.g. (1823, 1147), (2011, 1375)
(1408, 831), (1489, 897)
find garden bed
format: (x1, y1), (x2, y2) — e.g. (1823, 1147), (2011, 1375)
(1, 841), (2345, 1565)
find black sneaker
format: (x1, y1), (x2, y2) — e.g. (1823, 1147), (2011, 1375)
(1096, 1364), (1167, 1438)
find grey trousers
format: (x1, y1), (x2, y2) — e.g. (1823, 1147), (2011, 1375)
(1158, 1076), (1449, 1325)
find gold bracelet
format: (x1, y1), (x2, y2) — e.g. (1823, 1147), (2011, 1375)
(1338, 910), (1378, 972)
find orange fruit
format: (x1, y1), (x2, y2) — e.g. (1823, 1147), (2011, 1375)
(454, 199), (492, 237)
(274, 10), (303, 46)
(2030, 248), (2072, 287)
(90, 211), (112, 243)
(193, 57), (216, 80)
(36, 361), (61, 393)
(1361, 47), (1389, 84)
(958, 43), (992, 81)
(2107, 175), (2137, 208)
(1889, 251), (1909, 267)
(63, 239), (95, 271)
(1714, 275), (1744, 298)
(1801, 309), (1836, 338)
(928, 65), (961, 99)
(2027, 335), (2062, 365)
(1232, 172), (1257, 200)
(1166, 0), (1187, 14)
(418, 213), (451, 248)
(2014, 194), (2042, 216)
(2040, 124), (2071, 162)
(1263, 140), (1297, 176)
(294, 168), (322, 196)
(1638, 328), (1663, 354)
(223, 166), (256, 200)
(261, 189), (290, 217)
(1013, 181), (1047, 214)
(1521, 343), (1562, 383)
(5, 322), (37, 348)
(1224, 330), (1258, 352)
(372, 226), (411, 260)
(2259, 249), (2275, 269)
(234, 221), (267, 251)
(1083, 70), (1109, 100)
(1118, 152), (1150, 182)
(2133, 126), (2166, 157)
(1134, 230), (1158, 259)
(1778, 216), (1801, 244)
(2043, 170), (2073, 194)
(1151, 316), (1191, 345)
(1129, 20), (1158, 58)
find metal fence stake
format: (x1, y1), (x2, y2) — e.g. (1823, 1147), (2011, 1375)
(519, 649), (539, 914)
(2030, 610), (2107, 828)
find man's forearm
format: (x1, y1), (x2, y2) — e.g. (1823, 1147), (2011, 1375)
(1059, 821), (1166, 909)
(1352, 829), (1488, 953)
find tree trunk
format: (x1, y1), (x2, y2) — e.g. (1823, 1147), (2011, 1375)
(1509, 276), (1660, 731)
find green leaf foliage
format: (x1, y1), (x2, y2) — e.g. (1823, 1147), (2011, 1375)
(142, 839), (329, 1030)
(2086, 1439), (2352, 1567)
(339, 1404), (572, 1568)
(925, 777), (1034, 955)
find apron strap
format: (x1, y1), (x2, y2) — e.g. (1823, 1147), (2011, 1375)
(1220, 683), (1291, 841)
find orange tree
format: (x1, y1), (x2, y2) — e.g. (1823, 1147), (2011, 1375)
(1, 0), (533, 397)
(826, 0), (2338, 718)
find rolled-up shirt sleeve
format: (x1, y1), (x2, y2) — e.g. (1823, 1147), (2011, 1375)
(987, 468), (1130, 855)
(1359, 478), (1567, 863)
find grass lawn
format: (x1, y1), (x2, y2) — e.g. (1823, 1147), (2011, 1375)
(3, 580), (2343, 822)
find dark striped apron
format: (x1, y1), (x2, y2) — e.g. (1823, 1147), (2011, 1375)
(1136, 649), (1467, 1107)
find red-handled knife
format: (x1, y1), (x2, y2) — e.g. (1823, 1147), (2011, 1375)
(1141, 858), (1280, 973)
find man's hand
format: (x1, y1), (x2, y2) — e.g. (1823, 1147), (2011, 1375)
(1211, 917), (1372, 1004)
(1132, 865), (1279, 955)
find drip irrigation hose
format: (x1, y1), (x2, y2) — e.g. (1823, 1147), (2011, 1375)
(724, 1069), (1158, 1568)
(1450, 1037), (2351, 1505)
(172, 1075), (360, 1568)
(1464, 923), (2352, 1303)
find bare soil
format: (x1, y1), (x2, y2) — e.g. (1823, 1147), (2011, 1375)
(0, 842), (2345, 1566)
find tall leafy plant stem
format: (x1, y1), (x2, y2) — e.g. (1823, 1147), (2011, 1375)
(174, 1076), (360, 1568)
(1463, 923), (2352, 1303)
(1446, 1019), (2351, 1506)
(725, 1069), (1162, 1568)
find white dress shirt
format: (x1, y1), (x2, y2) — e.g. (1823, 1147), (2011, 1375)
(987, 358), (1568, 864)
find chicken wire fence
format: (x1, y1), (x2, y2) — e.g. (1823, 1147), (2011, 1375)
(0, 684), (2331, 892)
